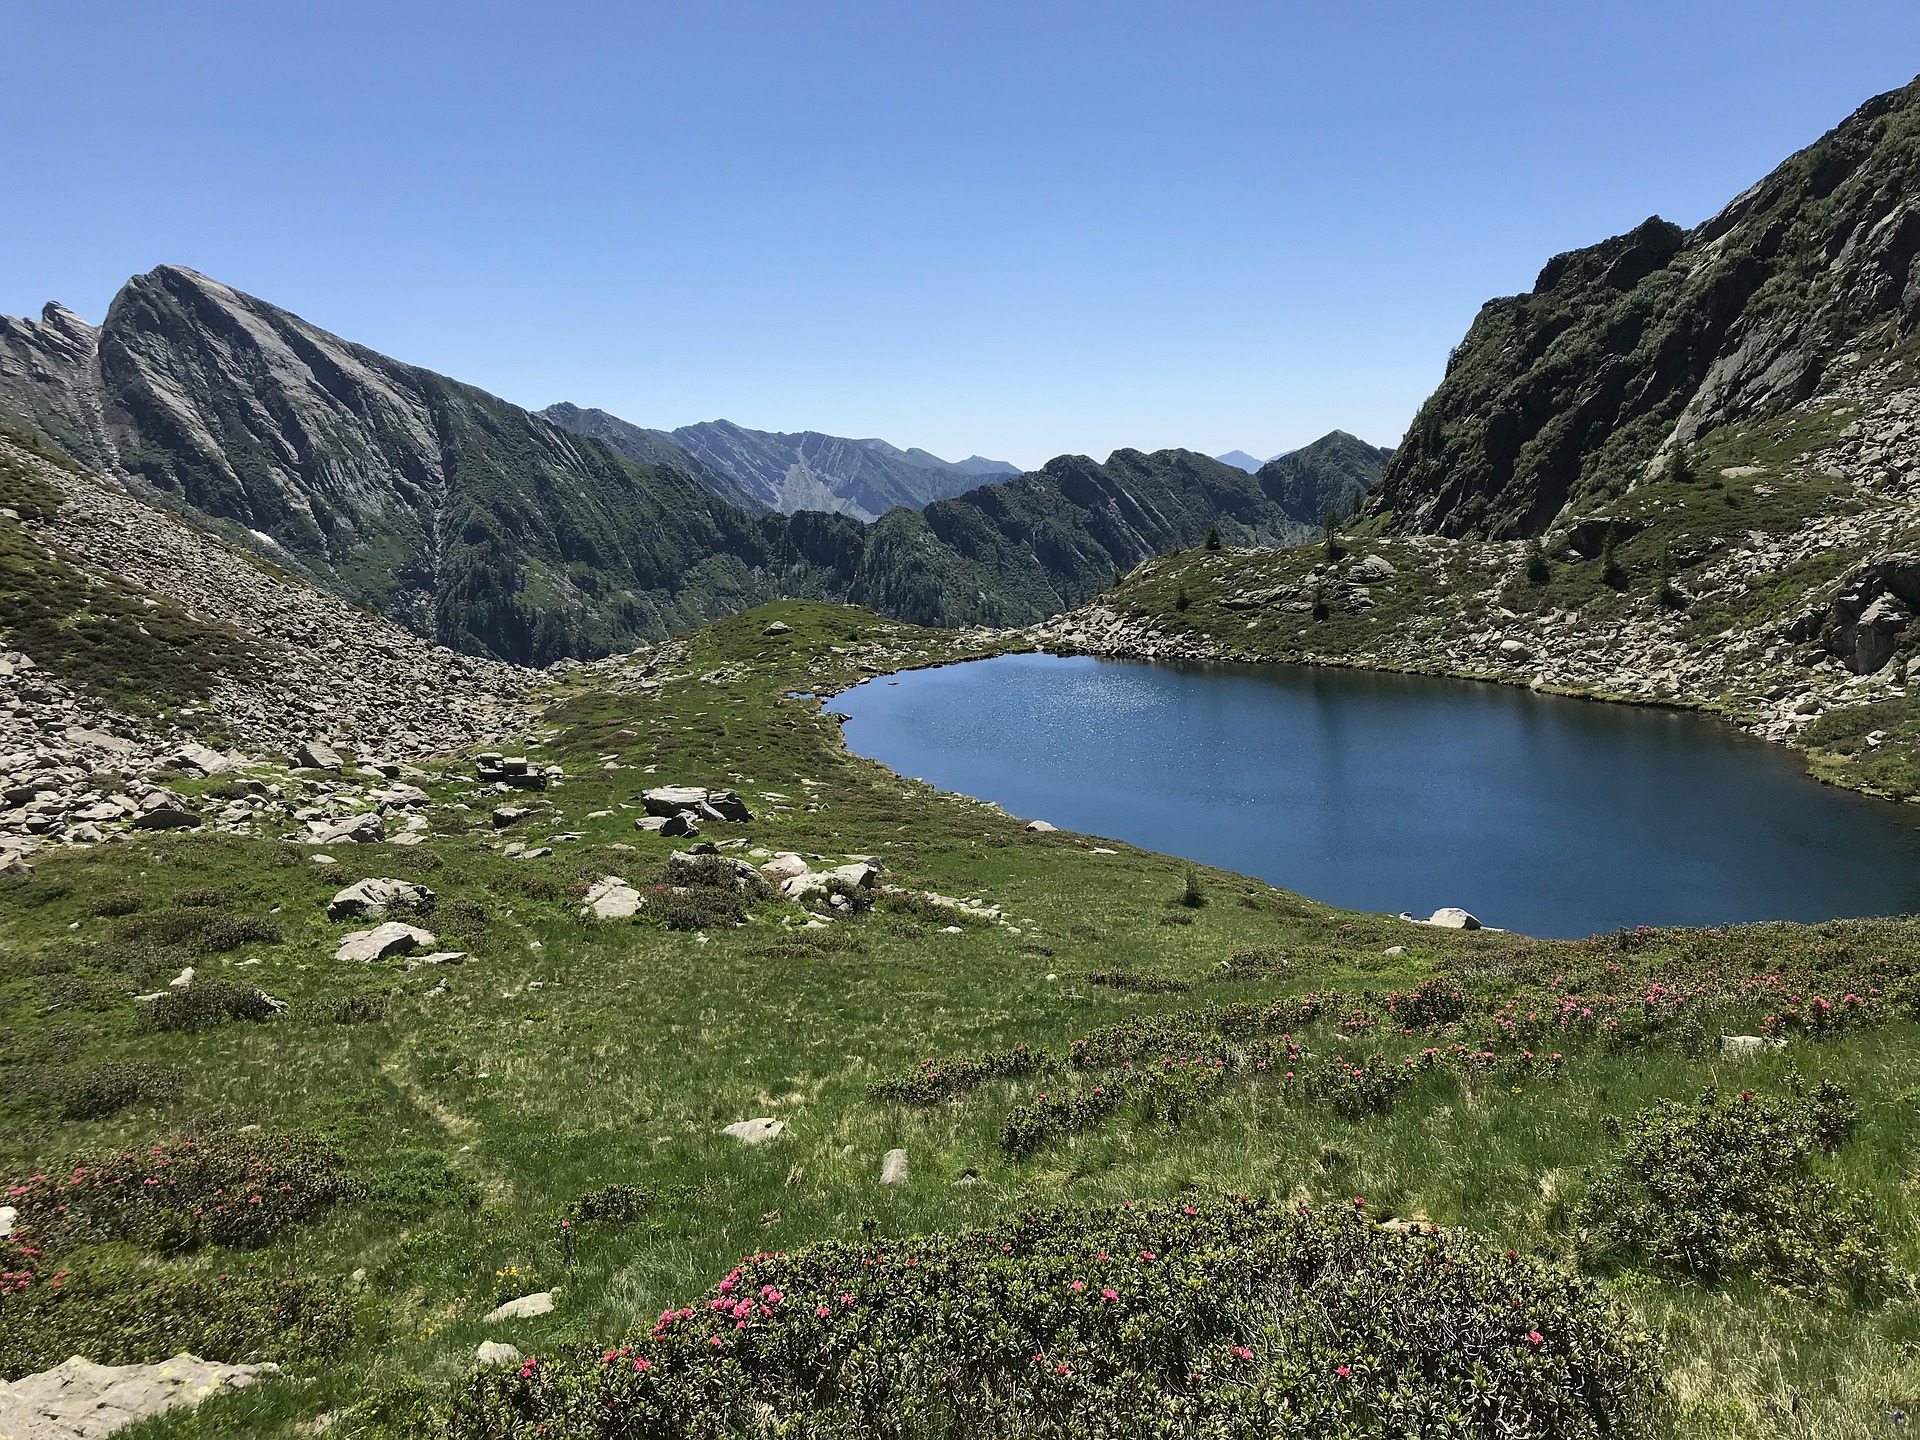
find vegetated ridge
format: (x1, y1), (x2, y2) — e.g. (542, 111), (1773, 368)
(0, 270), (1383, 664)
(1044, 73), (1920, 801)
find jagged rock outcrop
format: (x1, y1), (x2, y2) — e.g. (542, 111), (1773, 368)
(1372, 75), (1920, 538)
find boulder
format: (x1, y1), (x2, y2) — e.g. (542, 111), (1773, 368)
(1720, 1034), (1786, 1060)
(131, 807), (201, 831)
(1425, 908), (1481, 930)
(1025, 820), (1058, 833)
(722, 1117), (787, 1144)
(1496, 639), (1532, 662)
(781, 860), (880, 901)
(0, 1353), (279, 1440)
(491, 806), (528, 828)
(1350, 554), (1397, 584)
(483, 1292), (554, 1323)
(642, 786), (709, 817)
(758, 852), (812, 882)
(701, 789), (753, 822)
(581, 876), (642, 920)
(0, 1204), (15, 1237)
(308, 813), (386, 845)
(335, 922), (438, 963)
(326, 878), (436, 921)
(296, 739), (343, 771)
(171, 742), (234, 776)
(762, 620), (793, 636)
(475, 1342), (523, 1367)
(635, 813), (699, 837)
(879, 1148), (909, 1185)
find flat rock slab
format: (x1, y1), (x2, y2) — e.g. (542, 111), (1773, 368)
(581, 876), (642, 920)
(0, 1353), (279, 1440)
(336, 921), (438, 963)
(484, 1291), (554, 1323)
(723, 1117), (787, 1144)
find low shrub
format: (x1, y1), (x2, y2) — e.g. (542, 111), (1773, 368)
(870, 1045), (1052, 1105)
(361, 1148), (482, 1219)
(418, 1197), (1660, 1440)
(876, 892), (990, 927)
(6, 1127), (358, 1254)
(641, 886), (748, 931)
(327, 992), (389, 1025)
(16, 1061), (179, 1120)
(196, 915), (282, 953)
(0, 1243), (350, 1380)
(1576, 1083), (1885, 1299)
(1084, 970), (1190, 995)
(88, 890), (144, 918)
(143, 982), (279, 1032)
(564, 1183), (656, 1227)
(172, 887), (233, 909)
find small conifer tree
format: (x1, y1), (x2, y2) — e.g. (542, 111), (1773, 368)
(1666, 445), (1694, 485)
(1322, 507), (1342, 560)
(1601, 527), (1627, 588)
(1524, 537), (1551, 584)
(1175, 584), (1192, 612)
(1204, 526), (1223, 552)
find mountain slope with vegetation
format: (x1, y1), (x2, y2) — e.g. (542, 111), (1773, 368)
(0, 270), (1382, 663)
(1370, 75), (1920, 539)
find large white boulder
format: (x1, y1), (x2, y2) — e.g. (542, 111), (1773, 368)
(581, 876), (642, 920)
(0, 1353), (279, 1440)
(327, 877), (435, 921)
(336, 921), (438, 963)
(483, 1292), (554, 1323)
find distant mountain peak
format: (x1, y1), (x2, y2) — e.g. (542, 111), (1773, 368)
(1215, 449), (1264, 473)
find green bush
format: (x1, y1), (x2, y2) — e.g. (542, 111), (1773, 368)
(640, 885), (749, 931)
(361, 1148), (482, 1219)
(1084, 970), (1191, 995)
(7, 1128), (358, 1254)
(870, 1045), (1052, 1105)
(16, 1061), (179, 1120)
(196, 915), (283, 953)
(564, 1182), (656, 1227)
(419, 1197), (1659, 1440)
(1576, 1083), (1886, 1299)
(143, 982), (279, 1032)
(88, 890), (144, 918)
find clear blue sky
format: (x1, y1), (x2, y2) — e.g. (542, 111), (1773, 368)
(4, 2), (1919, 470)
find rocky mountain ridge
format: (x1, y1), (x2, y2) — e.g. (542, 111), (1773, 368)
(1369, 75), (1920, 540)
(539, 405), (1019, 521)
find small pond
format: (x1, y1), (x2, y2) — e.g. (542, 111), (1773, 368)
(835, 653), (1920, 939)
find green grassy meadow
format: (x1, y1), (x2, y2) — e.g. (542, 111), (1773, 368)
(5, 601), (1920, 1437)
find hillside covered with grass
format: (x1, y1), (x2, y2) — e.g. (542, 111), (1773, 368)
(2, 602), (1918, 1438)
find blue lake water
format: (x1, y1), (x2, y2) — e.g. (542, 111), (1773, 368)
(835, 653), (1920, 939)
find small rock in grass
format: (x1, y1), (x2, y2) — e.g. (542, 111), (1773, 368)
(0, 1205), (15, 1237)
(483, 1292), (554, 1323)
(1383, 945), (1405, 956)
(1025, 820), (1058, 832)
(168, 966), (194, 988)
(723, 1118), (787, 1145)
(763, 621), (793, 636)
(475, 1341), (522, 1367)
(941, 925), (964, 934)
(1424, 907), (1481, 930)
(1720, 1034), (1786, 1059)
(879, 1149), (909, 1185)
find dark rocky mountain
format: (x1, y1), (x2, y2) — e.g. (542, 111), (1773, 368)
(1371, 74), (1920, 538)
(1255, 431), (1393, 525)
(543, 409), (1019, 521)
(0, 265), (1383, 659)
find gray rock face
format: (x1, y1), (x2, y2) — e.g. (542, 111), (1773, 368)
(327, 878), (436, 921)
(0, 1353), (279, 1440)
